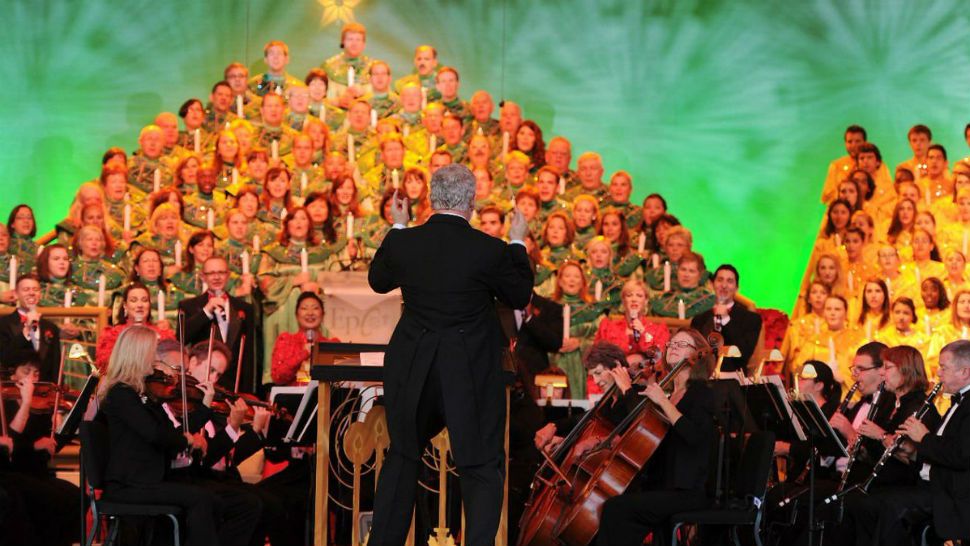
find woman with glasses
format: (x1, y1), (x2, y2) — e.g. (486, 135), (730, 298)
(94, 282), (176, 374)
(598, 327), (718, 546)
(595, 279), (670, 360)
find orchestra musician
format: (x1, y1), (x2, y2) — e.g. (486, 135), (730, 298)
(596, 328), (717, 546)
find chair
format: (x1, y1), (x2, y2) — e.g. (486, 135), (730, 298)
(671, 431), (776, 546)
(79, 420), (183, 546)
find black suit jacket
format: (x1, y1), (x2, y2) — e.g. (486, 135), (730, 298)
(98, 384), (188, 489)
(368, 214), (533, 465)
(497, 293), (563, 393)
(643, 381), (716, 492)
(0, 312), (60, 381)
(691, 303), (762, 372)
(178, 293), (255, 393)
(917, 392), (970, 539)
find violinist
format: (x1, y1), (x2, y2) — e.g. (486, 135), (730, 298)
(95, 326), (217, 546)
(0, 351), (80, 546)
(533, 341), (641, 456)
(597, 328), (717, 546)
(0, 274), (61, 381)
(164, 339), (286, 546)
(849, 340), (970, 546)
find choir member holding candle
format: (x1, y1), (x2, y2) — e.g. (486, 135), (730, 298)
(127, 247), (185, 327)
(94, 282), (176, 374)
(258, 207), (331, 384)
(920, 277), (951, 332)
(126, 125), (171, 199)
(855, 278), (891, 342)
(943, 249), (970, 297)
(69, 225), (125, 307)
(182, 167), (228, 231)
(176, 99), (211, 153)
(170, 231), (217, 297)
(880, 297), (930, 358)
(321, 23), (374, 103)
(650, 252), (715, 319)
(789, 295), (860, 386)
(513, 119), (545, 174)
(257, 167), (295, 231)
(781, 281), (831, 363)
(540, 211), (578, 266)
(549, 262), (605, 399)
(131, 202), (186, 276)
(6, 205), (38, 275)
(645, 225), (692, 292)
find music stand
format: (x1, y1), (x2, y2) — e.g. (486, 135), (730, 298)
(788, 396), (847, 546)
(56, 373), (99, 444)
(743, 377), (807, 444)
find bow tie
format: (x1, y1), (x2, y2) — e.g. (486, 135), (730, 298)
(951, 391), (964, 405)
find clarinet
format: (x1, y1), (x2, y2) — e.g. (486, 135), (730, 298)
(856, 382), (943, 494)
(833, 383), (886, 496)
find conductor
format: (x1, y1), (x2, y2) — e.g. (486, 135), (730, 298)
(367, 164), (534, 546)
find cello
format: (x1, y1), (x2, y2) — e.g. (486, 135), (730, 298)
(516, 367), (645, 546)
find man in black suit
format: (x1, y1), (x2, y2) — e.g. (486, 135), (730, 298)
(690, 264), (761, 373)
(0, 275), (60, 382)
(368, 164), (533, 546)
(496, 291), (563, 394)
(178, 256), (256, 392)
(851, 339), (970, 545)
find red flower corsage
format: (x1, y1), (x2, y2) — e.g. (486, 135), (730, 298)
(237, 310), (246, 320)
(43, 330), (54, 341)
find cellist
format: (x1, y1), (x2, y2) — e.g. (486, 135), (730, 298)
(597, 327), (717, 546)
(533, 341), (645, 456)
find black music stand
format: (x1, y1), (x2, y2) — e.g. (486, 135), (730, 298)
(788, 397), (847, 546)
(710, 379), (759, 505)
(743, 378), (807, 444)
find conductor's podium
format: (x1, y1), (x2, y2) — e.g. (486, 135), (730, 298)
(310, 342), (512, 546)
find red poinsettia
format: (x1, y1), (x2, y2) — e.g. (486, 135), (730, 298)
(271, 332), (311, 386)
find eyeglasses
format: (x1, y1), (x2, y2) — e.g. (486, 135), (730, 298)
(154, 360), (182, 372)
(850, 365), (877, 374)
(666, 341), (696, 350)
(203, 270), (229, 276)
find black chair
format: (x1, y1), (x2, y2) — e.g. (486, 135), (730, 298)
(79, 420), (183, 546)
(671, 431), (776, 546)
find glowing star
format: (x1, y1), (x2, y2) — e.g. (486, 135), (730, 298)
(318, 0), (359, 26)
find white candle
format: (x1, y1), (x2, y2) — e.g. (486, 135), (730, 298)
(663, 261), (671, 292)
(501, 131), (510, 158)
(174, 241), (183, 268)
(391, 169), (399, 190)
(915, 266), (921, 284)
(347, 135), (356, 164)
(271, 139), (279, 160)
(563, 304), (571, 341)
(370, 109), (378, 128)
(252, 235), (260, 254)
(193, 129), (200, 153)
(677, 299), (686, 320)
(557, 176), (566, 195)
(638, 233), (647, 253)
(828, 337), (836, 365)
(157, 290), (165, 320)
(963, 230), (968, 256)
(300, 172), (308, 195)
(320, 104), (326, 123)
(403, 124), (410, 138)
(241, 250), (250, 274)
(300, 247), (309, 273)
(847, 270), (854, 293)
(232, 167), (239, 186)
(594, 280), (603, 301)
(153, 168), (161, 192)
(963, 325), (968, 339)
(346, 213), (354, 239)
(477, 126), (484, 137)
(651, 252), (660, 269)
(280, 208), (287, 221)
(301, 115), (309, 131)
(421, 86), (428, 109)
(123, 203), (132, 232)
(236, 95), (244, 117)
(201, 281), (208, 293)
(97, 274), (106, 307)
(834, 233), (841, 247)
(63, 289), (72, 308)
(866, 318), (873, 340)
(925, 317), (931, 337)
(8, 256), (16, 288)
(814, 316), (821, 335)
(347, 67), (355, 88)
(925, 190), (931, 207)
(206, 208), (214, 230)
(885, 276), (892, 299)
(429, 134), (437, 152)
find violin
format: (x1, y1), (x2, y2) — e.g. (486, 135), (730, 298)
(210, 385), (287, 419)
(0, 381), (74, 414)
(144, 370), (206, 415)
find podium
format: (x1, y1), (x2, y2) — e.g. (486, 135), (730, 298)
(309, 342), (512, 546)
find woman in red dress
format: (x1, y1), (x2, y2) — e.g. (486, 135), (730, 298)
(270, 291), (340, 385)
(594, 278), (670, 357)
(94, 282), (175, 374)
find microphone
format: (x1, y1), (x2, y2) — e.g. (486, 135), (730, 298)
(629, 310), (640, 343)
(306, 329), (316, 343)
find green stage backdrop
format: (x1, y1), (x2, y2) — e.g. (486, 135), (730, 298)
(3, 0), (970, 310)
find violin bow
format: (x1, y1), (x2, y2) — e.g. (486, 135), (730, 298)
(233, 334), (245, 393)
(49, 345), (67, 440)
(205, 323), (216, 389)
(178, 309), (189, 431)
(0, 379), (8, 438)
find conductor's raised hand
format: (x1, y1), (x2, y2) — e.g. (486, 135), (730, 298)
(508, 207), (528, 241)
(390, 190), (410, 225)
